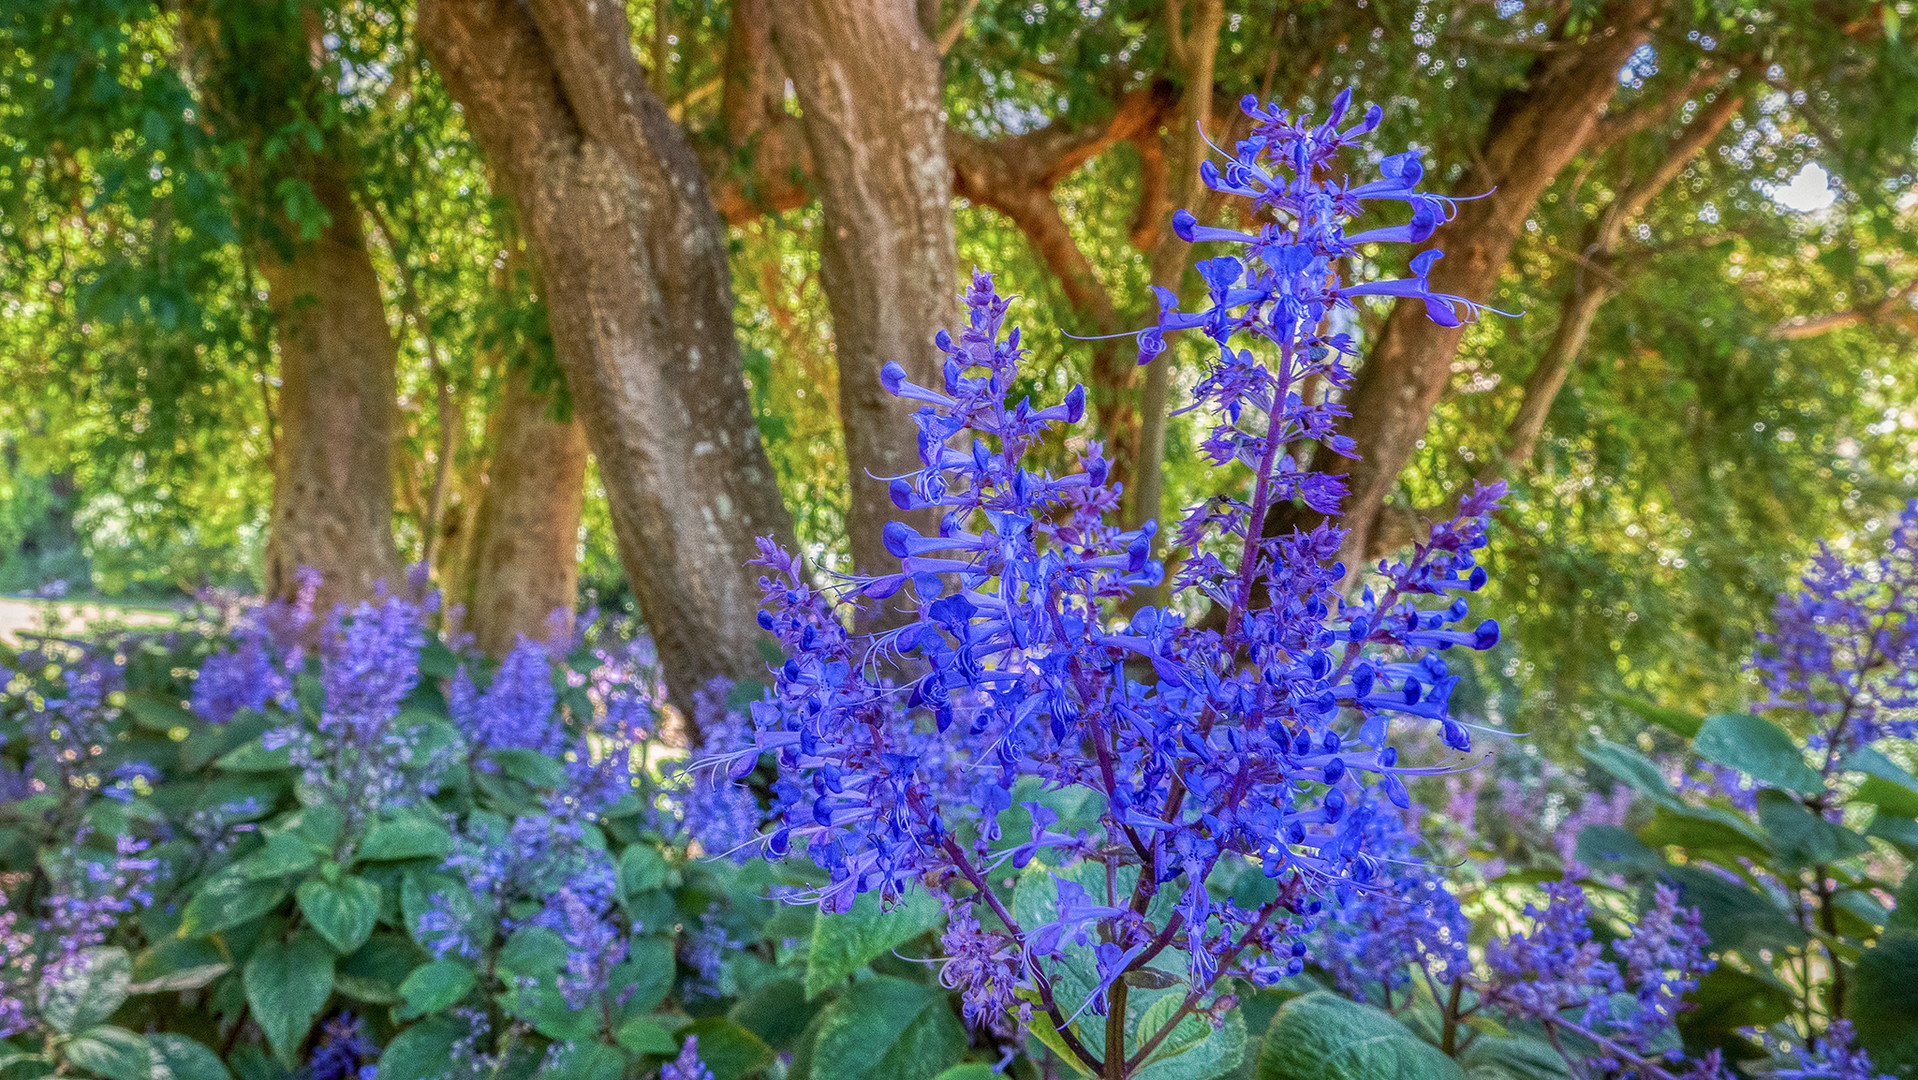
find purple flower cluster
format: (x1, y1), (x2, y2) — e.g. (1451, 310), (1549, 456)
(1318, 806), (1469, 1003)
(729, 90), (1508, 1060)
(449, 636), (566, 759)
(191, 568), (318, 723)
(672, 679), (763, 863)
(42, 833), (159, 969)
(1484, 878), (1622, 1023)
(1775, 1021), (1896, 1080)
(1483, 877), (1711, 1075)
(305, 1013), (380, 1080)
(661, 1036), (715, 1080)
(678, 905), (736, 1000)
(5, 635), (128, 807)
(420, 804), (622, 987)
(0, 832), (158, 1038)
(1753, 502), (1918, 758)
(547, 885), (629, 1009)
(0, 895), (33, 1038)
(262, 592), (442, 831)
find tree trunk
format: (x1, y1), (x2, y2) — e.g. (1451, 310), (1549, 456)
(1278, 0), (1664, 565)
(464, 363), (589, 657)
(257, 155), (405, 611)
(766, 0), (958, 583)
(417, 0), (797, 720)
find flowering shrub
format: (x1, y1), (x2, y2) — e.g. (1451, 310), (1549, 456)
(1318, 504), (1918, 1080)
(0, 89), (1912, 1080)
(0, 591), (811, 1080)
(729, 90), (1510, 1078)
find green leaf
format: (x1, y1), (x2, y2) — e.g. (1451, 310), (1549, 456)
(1606, 693), (1702, 738)
(498, 926), (568, 978)
(337, 934), (424, 1006)
(1850, 930), (1918, 1075)
(296, 877), (381, 954)
(537, 1043), (622, 1080)
(489, 749), (567, 789)
(609, 937), (676, 1020)
(1135, 1000), (1244, 1080)
(618, 844), (672, 898)
(1253, 993), (1463, 1080)
(1135, 991), (1208, 1062)
(1638, 806), (1770, 861)
(396, 960), (475, 1020)
(238, 832), (321, 880)
(929, 1067), (997, 1080)
(358, 817), (452, 863)
(1755, 790), (1872, 867)
(243, 930), (336, 1067)
(332, 974), (401, 1007)
(296, 806), (345, 850)
(1890, 873), (1918, 932)
(1855, 777), (1918, 818)
(38, 947), (132, 1035)
(128, 961), (229, 995)
(613, 1017), (678, 1056)
(130, 937), (229, 994)
(1578, 741), (1671, 800)
(1574, 826), (1663, 877)
(728, 978), (821, 1051)
(1659, 865), (1808, 955)
(215, 739), (293, 773)
(1021, 993), (1097, 1079)
(802, 976), (964, 1080)
(1693, 714), (1823, 796)
(678, 1019), (777, 1080)
(376, 1016), (467, 1080)
(1866, 812), (1918, 859)
(1844, 746), (1918, 790)
(804, 888), (943, 999)
(1677, 966), (1793, 1044)
(177, 872), (287, 938)
(1456, 1034), (1570, 1080)
(146, 1035), (232, 1080)
(418, 642), (460, 680)
(123, 694), (197, 733)
(63, 1027), (150, 1080)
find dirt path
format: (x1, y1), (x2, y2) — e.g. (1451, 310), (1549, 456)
(0, 597), (178, 646)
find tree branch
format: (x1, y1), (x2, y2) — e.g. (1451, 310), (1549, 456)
(1772, 276), (1918, 339)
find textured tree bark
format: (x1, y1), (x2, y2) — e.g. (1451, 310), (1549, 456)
(417, 0), (797, 719)
(1274, 0), (1665, 565)
(256, 156), (405, 611)
(464, 363), (589, 658)
(766, 0), (958, 584)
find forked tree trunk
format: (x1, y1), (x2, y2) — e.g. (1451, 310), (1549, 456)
(767, 0), (957, 583)
(464, 363), (589, 657)
(417, 0), (796, 720)
(257, 155), (404, 611)
(1277, 0), (1664, 565)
